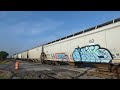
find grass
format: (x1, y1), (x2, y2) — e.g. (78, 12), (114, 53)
(0, 74), (9, 79)
(0, 70), (13, 79)
(0, 60), (11, 64)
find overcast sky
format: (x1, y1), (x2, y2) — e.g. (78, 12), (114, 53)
(0, 11), (120, 57)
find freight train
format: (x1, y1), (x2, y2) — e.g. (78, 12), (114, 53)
(12, 18), (120, 70)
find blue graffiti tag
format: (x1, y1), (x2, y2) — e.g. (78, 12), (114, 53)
(58, 54), (65, 59)
(55, 53), (69, 61)
(72, 44), (113, 63)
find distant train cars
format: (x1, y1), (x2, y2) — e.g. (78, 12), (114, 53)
(13, 18), (120, 65)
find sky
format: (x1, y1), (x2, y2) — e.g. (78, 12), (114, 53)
(0, 11), (120, 57)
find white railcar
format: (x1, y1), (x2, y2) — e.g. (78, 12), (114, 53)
(21, 51), (28, 59)
(13, 54), (18, 59)
(18, 53), (22, 59)
(28, 46), (42, 61)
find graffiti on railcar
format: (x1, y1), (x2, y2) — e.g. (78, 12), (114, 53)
(55, 53), (69, 61)
(110, 48), (120, 59)
(72, 44), (113, 63)
(51, 54), (55, 58)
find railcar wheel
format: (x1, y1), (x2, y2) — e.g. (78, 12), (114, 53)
(47, 60), (50, 65)
(44, 60), (47, 64)
(52, 62), (56, 65)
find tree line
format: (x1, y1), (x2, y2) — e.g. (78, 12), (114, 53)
(0, 51), (9, 60)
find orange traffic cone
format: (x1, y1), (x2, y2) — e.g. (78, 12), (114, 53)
(15, 61), (20, 70)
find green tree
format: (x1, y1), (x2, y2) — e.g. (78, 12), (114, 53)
(0, 51), (9, 60)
